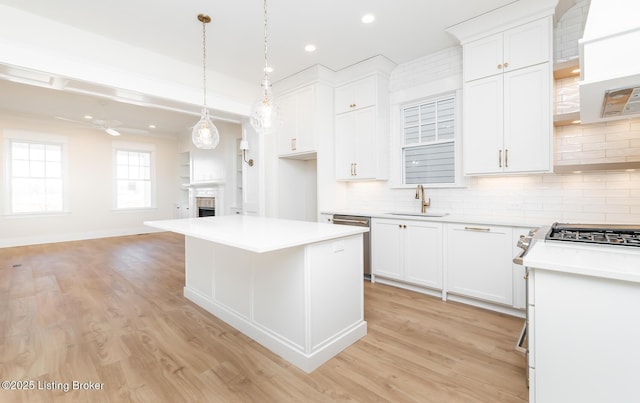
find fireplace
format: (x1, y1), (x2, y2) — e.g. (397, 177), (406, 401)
(196, 196), (215, 217)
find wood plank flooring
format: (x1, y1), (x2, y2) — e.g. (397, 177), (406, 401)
(0, 232), (528, 402)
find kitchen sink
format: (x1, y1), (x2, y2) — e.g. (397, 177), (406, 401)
(387, 212), (449, 217)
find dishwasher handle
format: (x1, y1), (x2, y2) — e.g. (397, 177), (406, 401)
(332, 218), (369, 226)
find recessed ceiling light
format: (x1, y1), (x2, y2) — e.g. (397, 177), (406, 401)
(361, 14), (375, 24)
(304, 44), (316, 52)
(84, 115), (92, 120)
(148, 124), (156, 129)
(264, 66), (274, 73)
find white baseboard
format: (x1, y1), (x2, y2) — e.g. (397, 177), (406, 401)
(0, 226), (165, 248)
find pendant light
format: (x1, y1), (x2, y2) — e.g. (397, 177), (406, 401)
(192, 14), (220, 149)
(249, 0), (279, 134)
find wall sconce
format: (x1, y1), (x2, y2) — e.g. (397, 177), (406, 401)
(240, 139), (254, 167)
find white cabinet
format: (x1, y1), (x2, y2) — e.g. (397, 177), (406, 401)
(464, 63), (551, 174)
(511, 227), (530, 310)
(372, 218), (443, 289)
(461, 17), (552, 175)
(277, 85), (317, 157)
(334, 74), (389, 180)
(445, 224), (513, 305)
(334, 75), (376, 114)
(463, 18), (551, 82)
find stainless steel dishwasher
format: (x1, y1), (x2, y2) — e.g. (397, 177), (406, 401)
(331, 214), (371, 280)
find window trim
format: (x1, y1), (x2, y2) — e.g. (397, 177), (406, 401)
(112, 141), (156, 211)
(392, 89), (464, 189)
(3, 130), (70, 216)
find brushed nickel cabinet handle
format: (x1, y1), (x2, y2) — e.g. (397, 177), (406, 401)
(291, 138), (297, 151)
(498, 149), (502, 168)
(505, 149), (509, 168)
(353, 163), (357, 176)
(464, 226), (490, 232)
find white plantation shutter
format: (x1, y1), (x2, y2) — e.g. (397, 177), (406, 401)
(402, 94), (456, 185)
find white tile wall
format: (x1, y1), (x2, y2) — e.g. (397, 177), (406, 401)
(344, 0), (640, 225)
(555, 0), (591, 62)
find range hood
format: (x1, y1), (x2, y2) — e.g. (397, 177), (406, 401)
(579, 0), (640, 124)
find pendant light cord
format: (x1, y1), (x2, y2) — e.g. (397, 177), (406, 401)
(263, 0), (268, 78)
(202, 17), (208, 108)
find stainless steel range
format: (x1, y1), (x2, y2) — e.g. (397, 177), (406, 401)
(545, 223), (640, 246)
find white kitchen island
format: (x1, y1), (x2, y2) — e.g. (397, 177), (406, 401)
(144, 215), (368, 373)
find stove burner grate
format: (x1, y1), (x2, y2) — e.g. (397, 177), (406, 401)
(546, 223), (640, 247)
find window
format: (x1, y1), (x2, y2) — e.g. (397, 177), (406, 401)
(402, 93), (458, 185)
(5, 133), (67, 215)
(114, 143), (155, 209)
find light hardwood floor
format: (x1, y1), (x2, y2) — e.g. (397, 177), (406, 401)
(0, 232), (528, 402)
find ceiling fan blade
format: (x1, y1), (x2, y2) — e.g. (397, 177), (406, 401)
(104, 127), (121, 136)
(54, 116), (91, 126)
(116, 127), (149, 135)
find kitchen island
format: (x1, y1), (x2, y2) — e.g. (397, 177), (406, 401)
(144, 215), (368, 373)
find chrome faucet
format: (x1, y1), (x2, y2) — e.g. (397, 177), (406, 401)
(415, 185), (431, 213)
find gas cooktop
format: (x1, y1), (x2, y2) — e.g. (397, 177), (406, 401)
(545, 223), (640, 247)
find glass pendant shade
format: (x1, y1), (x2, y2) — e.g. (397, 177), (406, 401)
(250, 77), (280, 134)
(192, 108), (220, 149)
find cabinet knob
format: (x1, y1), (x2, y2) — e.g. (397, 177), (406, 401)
(350, 103), (356, 108)
(497, 63), (502, 69)
(504, 62), (509, 68)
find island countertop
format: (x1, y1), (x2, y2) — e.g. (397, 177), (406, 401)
(145, 215), (368, 253)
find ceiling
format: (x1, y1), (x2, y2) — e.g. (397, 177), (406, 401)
(0, 0), (546, 137)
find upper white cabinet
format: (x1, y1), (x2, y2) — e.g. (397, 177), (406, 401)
(334, 75), (376, 114)
(334, 74), (390, 180)
(463, 18), (551, 82)
(446, 0), (556, 176)
(277, 84), (320, 158)
(464, 62), (551, 174)
(445, 224), (514, 306)
(462, 17), (553, 175)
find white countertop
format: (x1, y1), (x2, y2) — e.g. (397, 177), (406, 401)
(145, 215), (368, 253)
(322, 209), (542, 228)
(523, 240), (640, 283)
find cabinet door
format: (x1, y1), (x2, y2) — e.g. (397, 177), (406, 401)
(503, 63), (551, 173)
(512, 227), (530, 310)
(463, 75), (504, 175)
(277, 92), (298, 155)
(277, 86), (316, 156)
(334, 112), (357, 180)
(294, 85), (316, 153)
(352, 106), (377, 179)
(503, 18), (550, 73)
(405, 222), (443, 289)
(446, 224), (513, 305)
(335, 76), (376, 114)
(371, 219), (403, 280)
(463, 32), (504, 82)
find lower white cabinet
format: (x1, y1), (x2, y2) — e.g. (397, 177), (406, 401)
(371, 218), (443, 289)
(445, 224), (514, 305)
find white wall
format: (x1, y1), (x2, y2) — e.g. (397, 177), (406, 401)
(344, 0), (640, 226)
(0, 113), (180, 247)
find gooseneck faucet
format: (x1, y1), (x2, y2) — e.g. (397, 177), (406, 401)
(415, 185), (431, 214)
